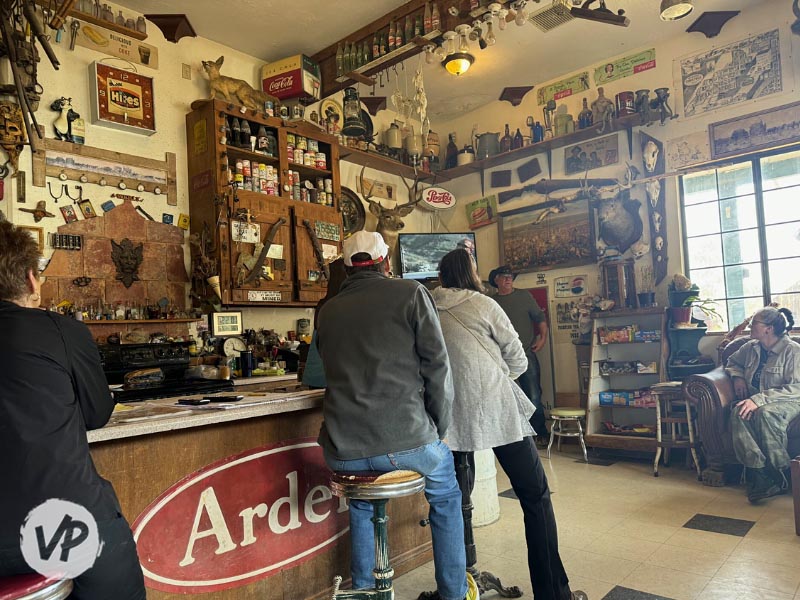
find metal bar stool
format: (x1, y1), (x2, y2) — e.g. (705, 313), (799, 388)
(0, 574), (72, 600)
(547, 408), (588, 463)
(329, 469), (426, 599)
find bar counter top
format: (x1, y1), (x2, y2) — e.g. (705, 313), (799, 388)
(91, 388), (324, 444)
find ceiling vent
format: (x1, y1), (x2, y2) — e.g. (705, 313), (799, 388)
(528, 0), (574, 32)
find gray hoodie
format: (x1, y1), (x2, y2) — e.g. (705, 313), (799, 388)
(431, 287), (535, 452)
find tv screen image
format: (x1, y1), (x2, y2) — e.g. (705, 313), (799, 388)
(398, 232), (477, 280)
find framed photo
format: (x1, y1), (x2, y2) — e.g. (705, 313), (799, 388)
(709, 100), (800, 160)
(17, 226), (44, 252)
(564, 134), (618, 176)
(89, 62), (156, 136)
(60, 204), (79, 223)
(209, 311), (243, 337)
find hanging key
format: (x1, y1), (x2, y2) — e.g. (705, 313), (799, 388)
(69, 20), (80, 50)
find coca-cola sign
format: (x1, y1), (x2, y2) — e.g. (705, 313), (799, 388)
(421, 187), (456, 211)
(267, 75), (295, 93)
(132, 438), (349, 593)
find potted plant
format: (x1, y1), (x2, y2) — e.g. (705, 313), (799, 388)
(670, 296), (721, 328)
(636, 265), (655, 307)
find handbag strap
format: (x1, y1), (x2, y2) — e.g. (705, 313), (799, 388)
(443, 307), (505, 373)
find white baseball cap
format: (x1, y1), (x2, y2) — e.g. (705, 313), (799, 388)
(343, 231), (389, 267)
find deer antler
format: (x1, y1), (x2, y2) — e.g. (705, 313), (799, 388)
(359, 163), (379, 209)
(396, 171), (424, 210)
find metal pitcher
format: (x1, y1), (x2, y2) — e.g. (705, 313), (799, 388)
(474, 132), (500, 160)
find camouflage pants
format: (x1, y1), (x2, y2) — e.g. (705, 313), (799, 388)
(731, 400), (800, 470)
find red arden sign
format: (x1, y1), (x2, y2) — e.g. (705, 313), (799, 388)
(132, 438), (349, 594)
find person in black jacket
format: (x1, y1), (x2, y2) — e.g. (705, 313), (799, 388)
(0, 221), (145, 599)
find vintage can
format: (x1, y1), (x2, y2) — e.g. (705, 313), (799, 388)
(616, 91), (636, 116)
(287, 170), (295, 187)
(296, 136), (307, 151)
(264, 100), (274, 117)
(308, 139), (319, 153)
(304, 152), (314, 167)
(316, 152), (327, 170)
(294, 148), (304, 165)
(286, 133), (296, 147)
(241, 159), (251, 177)
(286, 144), (294, 163)
(258, 163), (267, 179)
(300, 188), (308, 202)
(259, 177), (269, 194)
(316, 177), (325, 190)
(293, 171), (300, 185)
(324, 178), (333, 193)
(293, 183), (301, 201)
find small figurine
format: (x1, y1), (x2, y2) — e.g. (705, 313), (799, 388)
(50, 97), (80, 143)
(591, 87), (615, 133)
(20, 200), (56, 222)
(635, 89), (651, 124)
(201, 56), (280, 112)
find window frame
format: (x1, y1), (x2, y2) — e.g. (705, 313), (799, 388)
(678, 144), (800, 329)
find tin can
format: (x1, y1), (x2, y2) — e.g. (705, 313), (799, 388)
(616, 91), (636, 116)
(300, 188), (308, 202)
(258, 163), (267, 179)
(294, 148), (304, 165)
(293, 171), (300, 185)
(259, 178), (269, 194)
(308, 139), (319, 153)
(265, 165), (274, 179)
(293, 183), (301, 201)
(296, 136), (307, 151)
(264, 100), (274, 117)
(287, 171), (295, 187)
(324, 178), (333, 193)
(316, 177), (325, 190)
(304, 152), (314, 167)
(241, 159), (251, 177)
(286, 133), (296, 147)
(317, 152), (327, 170)
(279, 105), (290, 119)
(286, 145), (294, 163)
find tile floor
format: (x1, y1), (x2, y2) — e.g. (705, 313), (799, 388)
(392, 446), (799, 600)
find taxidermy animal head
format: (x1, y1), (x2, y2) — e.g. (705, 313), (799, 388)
(202, 56), (280, 112)
(594, 191), (643, 255)
(111, 238), (144, 288)
(642, 139), (659, 173)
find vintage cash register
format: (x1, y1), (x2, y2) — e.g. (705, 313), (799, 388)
(99, 342), (233, 403)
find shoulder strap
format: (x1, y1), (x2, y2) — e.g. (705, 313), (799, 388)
(443, 307), (505, 372)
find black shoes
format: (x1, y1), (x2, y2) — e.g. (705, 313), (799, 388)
(746, 467), (784, 503)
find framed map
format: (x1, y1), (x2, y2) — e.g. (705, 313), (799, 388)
(678, 29), (782, 118)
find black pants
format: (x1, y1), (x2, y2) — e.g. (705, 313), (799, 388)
(0, 515), (146, 600)
(517, 349), (548, 437)
(454, 437), (571, 600)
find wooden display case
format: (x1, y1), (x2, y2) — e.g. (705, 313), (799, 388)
(585, 307), (668, 452)
(186, 99), (343, 306)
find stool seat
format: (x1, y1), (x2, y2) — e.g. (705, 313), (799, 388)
(0, 574), (73, 600)
(550, 408), (586, 418)
(331, 470), (425, 500)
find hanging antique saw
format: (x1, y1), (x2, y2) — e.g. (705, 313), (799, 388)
(242, 217), (286, 286)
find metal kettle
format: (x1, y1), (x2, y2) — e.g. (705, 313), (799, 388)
(474, 132), (500, 160)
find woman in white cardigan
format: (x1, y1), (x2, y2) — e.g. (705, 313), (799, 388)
(432, 249), (585, 600)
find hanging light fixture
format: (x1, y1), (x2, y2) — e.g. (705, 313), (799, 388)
(455, 24), (471, 53)
(442, 52), (474, 76)
(423, 44), (437, 64)
(513, 0), (529, 26)
(660, 0), (693, 21)
(497, 7), (509, 30)
(484, 14), (497, 46)
(341, 87), (366, 136)
(441, 30), (457, 55)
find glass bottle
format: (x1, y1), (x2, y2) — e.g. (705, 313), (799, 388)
(513, 127), (524, 150)
(335, 43), (344, 77)
(380, 32), (387, 56)
(424, 2), (432, 33)
(223, 116), (232, 145)
(92, 0), (100, 18)
(363, 41), (371, 65)
(414, 14), (423, 37)
(533, 121), (544, 143)
(388, 20), (396, 50)
(445, 132), (458, 169)
(372, 34), (379, 60)
(404, 16), (414, 45)
(343, 41), (351, 73)
(431, 2), (441, 30)
(579, 97), (593, 129)
(115, 9), (125, 25)
(230, 117), (241, 147)
(256, 125), (269, 154)
(136, 15), (146, 34)
(500, 124), (513, 153)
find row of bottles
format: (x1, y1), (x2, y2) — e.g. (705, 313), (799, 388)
(335, 2), (440, 76)
(222, 116), (278, 157)
(75, 0), (147, 33)
(48, 299), (185, 321)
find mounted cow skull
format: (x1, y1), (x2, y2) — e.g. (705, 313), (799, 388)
(359, 164), (423, 259)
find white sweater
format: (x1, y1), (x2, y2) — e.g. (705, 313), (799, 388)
(431, 287), (535, 451)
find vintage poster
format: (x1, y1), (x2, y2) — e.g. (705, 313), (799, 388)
(708, 99), (800, 160)
(554, 275), (587, 298)
(564, 134), (619, 176)
(594, 49), (656, 86)
(666, 131), (711, 171)
(76, 22), (159, 69)
(536, 72), (590, 106)
(499, 198), (594, 273)
(553, 298), (583, 344)
(465, 194), (497, 230)
(678, 29), (782, 118)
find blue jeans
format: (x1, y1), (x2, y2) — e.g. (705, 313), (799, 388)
(325, 440), (467, 600)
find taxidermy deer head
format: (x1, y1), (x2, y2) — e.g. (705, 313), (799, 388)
(359, 164), (422, 257)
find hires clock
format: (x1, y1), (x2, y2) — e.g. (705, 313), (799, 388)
(89, 62), (156, 135)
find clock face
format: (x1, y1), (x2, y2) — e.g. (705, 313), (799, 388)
(223, 336), (247, 357)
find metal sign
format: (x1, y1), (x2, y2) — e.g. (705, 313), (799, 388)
(420, 187), (456, 211)
(247, 290), (283, 302)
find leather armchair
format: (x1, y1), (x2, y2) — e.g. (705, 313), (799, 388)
(684, 336), (800, 487)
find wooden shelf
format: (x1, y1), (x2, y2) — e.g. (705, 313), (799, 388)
(600, 340), (662, 345)
(225, 146), (280, 166)
(286, 162), (332, 178)
(36, 1), (149, 41)
(438, 113), (653, 181)
(585, 433), (657, 451)
(86, 318), (201, 325)
(597, 404), (656, 409)
(339, 146), (446, 182)
(592, 306), (665, 318)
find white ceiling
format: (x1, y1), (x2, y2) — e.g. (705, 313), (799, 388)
(120, 0), (769, 121)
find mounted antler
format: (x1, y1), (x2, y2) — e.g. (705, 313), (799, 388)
(359, 164), (423, 259)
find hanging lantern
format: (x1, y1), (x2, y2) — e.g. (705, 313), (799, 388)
(341, 87), (366, 137)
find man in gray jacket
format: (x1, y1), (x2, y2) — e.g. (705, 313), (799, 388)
(317, 231), (472, 600)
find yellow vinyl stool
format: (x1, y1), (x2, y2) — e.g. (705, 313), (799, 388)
(547, 408), (588, 463)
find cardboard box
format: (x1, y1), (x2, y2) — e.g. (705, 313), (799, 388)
(599, 389), (655, 407)
(261, 54), (321, 101)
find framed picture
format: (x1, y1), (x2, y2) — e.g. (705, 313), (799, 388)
(209, 311), (243, 337)
(18, 226), (44, 252)
(564, 134), (619, 176)
(89, 62), (156, 135)
(79, 199), (97, 218)
(708, 100), (800, 160)
(60, 204), (79, 223)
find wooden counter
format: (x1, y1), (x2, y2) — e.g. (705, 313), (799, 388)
(90, 384), (433, 599)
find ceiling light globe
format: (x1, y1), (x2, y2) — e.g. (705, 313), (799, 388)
(443, 53), (474, 76)
(660, 0), (693, 21)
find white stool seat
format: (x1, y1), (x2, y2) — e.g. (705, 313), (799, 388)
(547, 408), (589, 463)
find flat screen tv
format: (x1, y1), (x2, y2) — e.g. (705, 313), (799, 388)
(398, 232), (477, 280)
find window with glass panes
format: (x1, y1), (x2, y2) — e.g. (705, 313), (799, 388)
(680, 147), (800, 332)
